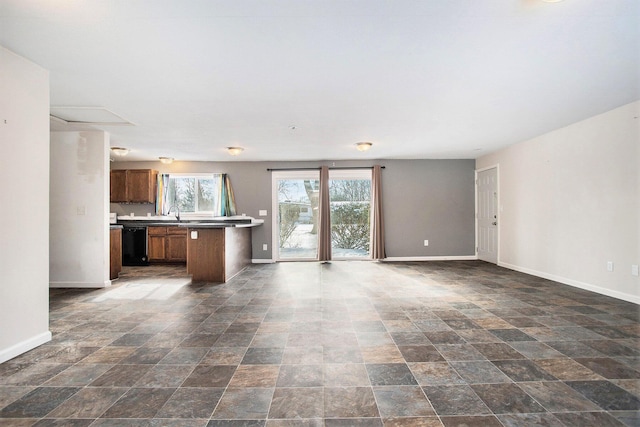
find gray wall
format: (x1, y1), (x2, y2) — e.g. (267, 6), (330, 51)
(382, 159), (476, 258)
(111, 159), (476, 260)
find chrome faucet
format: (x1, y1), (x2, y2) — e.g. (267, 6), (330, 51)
(168, 205), (181, 221)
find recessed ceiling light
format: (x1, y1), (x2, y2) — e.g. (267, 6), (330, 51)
(541, 0), (563, 3)
(110, 147), (129, 156)
(355, 142), (373, 152)
(227, 147), (244, 156)
(159, 157), (174, 164)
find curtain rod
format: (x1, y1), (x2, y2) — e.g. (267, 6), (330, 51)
(267, 166), (385, 171)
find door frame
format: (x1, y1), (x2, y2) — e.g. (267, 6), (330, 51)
(475, 165), (500, 264)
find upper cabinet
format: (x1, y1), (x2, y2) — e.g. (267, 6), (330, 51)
(110, 169), (157, 203)
(110, 170), (128, 202)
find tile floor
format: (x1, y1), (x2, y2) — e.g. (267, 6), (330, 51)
(0, 261), (639, 426)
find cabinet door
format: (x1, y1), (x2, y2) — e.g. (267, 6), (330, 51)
(148, 227), (166, 261)
(148, 235), (166, 261)
(110, 170), (128, 203)
(110, 228), (122, 279)
(127, 170), (157, 203)
(166, 235), (187, 261)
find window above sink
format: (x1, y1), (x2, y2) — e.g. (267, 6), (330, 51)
(158, 173), (237, 217)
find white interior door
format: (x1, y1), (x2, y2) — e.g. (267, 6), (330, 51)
(477, 167), (498, 264)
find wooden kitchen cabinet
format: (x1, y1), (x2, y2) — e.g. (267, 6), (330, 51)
(110, 170), (128, 202)
(110, 227), (122, 280)
(166, 228), (188, 261)
(148, 228), (166, 261)
(110, 169), (157, 203)
(148, 226), (187, 262)
(127, 169), (157, 203)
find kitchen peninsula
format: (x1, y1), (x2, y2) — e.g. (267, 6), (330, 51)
(117, 216), (263, 282)
(183, 223), (255, 282)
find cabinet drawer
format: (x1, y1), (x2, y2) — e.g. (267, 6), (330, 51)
(167, 226), (187, 236)
(148, 226), (167, 236)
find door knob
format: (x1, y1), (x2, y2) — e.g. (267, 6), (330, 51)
(492, 221), (497, 226)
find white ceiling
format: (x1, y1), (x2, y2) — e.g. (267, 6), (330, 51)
(1, 0), (638, 162)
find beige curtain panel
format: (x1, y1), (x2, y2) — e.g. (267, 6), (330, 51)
(318, 165), (332, 262)
(371, 164), (386, 260)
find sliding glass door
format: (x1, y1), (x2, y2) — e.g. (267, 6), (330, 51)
(272, 169), (373, 261)
(273, 171), (320, 260)
(329, 170), (372, 259)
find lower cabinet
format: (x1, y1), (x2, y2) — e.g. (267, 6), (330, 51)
(110, 227), (122, 280)
(148, 226), (187, 262)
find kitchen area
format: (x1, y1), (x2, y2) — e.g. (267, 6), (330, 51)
(49, 130), (272, 291)
(109, 168), (262, 283)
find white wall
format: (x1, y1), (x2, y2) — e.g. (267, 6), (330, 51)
(0, 46), (51, 363)
(50, 131), (111, 288)
(477, 101), (640, 304)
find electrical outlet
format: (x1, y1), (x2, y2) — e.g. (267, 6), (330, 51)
(263, 244), (268, 251)
(76, 206), (86, 215)
(424, 240), (429, 246)
(632, 265), (639, 276)
(259, 210), (267, 216)
(607, 261), (614, 272)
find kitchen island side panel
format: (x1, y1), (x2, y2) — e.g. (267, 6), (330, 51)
(225, 227), (252, 281)
(186, 227), (252, 282)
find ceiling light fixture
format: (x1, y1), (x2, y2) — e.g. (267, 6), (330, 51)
(227, 147), (244, 156)
(159, 157), (174, 164)
(110, 147), (129, 156)
(355, 142), (373, 152)
(541, 0), (563, 2)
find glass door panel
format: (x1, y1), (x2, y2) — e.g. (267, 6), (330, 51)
(273, 172), (320, 260)
(329, 170), (372, 259)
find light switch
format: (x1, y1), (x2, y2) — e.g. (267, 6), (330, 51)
(259, 210), (268, 216)
(76, 206), (86, 215)
(190, 231), (198, 239)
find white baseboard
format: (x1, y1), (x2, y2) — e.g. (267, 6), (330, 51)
(0, 331), (52, 364)
(49, 280), (111, 288)
(251, 255), (478, 264)
(383, 255), (478, 262)
(499, 261), (640, 305)
(253, 257), (478, 263)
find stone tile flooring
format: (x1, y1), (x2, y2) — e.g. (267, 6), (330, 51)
(1, 261), (639, 426)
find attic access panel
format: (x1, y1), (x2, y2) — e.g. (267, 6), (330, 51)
(50, 106), (134, 126)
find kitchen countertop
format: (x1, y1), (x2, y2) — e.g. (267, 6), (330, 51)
(179, 222), (261, 228)
(116, 215), (263, 227)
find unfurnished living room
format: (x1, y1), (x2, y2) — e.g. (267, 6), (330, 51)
(0, 1), (639, 426)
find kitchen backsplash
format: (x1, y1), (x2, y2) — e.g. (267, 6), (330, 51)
(109, 203), (156, 217)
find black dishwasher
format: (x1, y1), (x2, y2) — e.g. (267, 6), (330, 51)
(122, 226), (149, 266)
